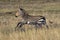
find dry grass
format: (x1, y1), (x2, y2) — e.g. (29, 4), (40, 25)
(0, 1), (60, 40)
(0, 28), (60, 40)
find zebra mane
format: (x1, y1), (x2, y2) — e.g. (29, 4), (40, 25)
(19, 8), (30, 19)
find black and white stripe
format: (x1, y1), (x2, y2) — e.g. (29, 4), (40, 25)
(15, 8), (48, 30)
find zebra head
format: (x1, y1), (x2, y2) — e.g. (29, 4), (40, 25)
(15, 8), (26, 17)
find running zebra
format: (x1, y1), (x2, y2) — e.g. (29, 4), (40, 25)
(15, 8), (48, 30)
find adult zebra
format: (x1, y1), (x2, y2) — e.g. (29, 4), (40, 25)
(15, 8), (48, 30)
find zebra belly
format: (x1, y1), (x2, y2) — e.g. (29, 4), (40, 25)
(27, 21), (36, 25)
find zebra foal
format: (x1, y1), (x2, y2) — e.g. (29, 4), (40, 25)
(15, 8), (48, 30)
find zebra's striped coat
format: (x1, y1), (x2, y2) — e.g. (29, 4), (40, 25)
(15, 8), (48, 30)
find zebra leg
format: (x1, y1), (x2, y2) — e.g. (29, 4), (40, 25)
(42, 21), (49, 29)
(44, 21), (49, 29)
(40, 20), (49, 29)
(35, 24), (42, 30)
(15, 22), (25, 31)
(43, 21), (49, 29)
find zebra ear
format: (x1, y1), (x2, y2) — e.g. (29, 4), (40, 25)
(18, 7), (22, 12)
(19, 7), (23, 11)
(19, 7), (26, 13)
(20, 8), (23, 10)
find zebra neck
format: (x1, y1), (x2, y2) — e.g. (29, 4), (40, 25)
(20, 9), (30, 19)
(21, 13), (30, 19)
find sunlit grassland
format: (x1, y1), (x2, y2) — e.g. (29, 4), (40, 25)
(0, 1), (60, 40)
(0, 28), (60, 40)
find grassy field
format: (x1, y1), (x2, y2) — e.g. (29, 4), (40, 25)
(0, 0), (60, 40)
